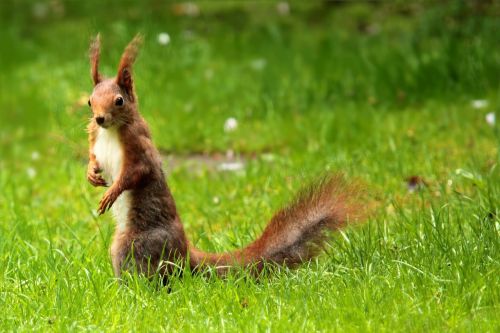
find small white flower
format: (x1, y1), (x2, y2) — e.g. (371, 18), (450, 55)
(157, 32), (170, 46)
(224, 117), (238, 132)
(31, 151), (40, 160)
(250, 58), (267, 71)
(471, 99), (488, 109)
(486, 112), (495, 126)
(27, 167), (37, 179)
(212, 196), (220, 204)
(218, 162), (244, 172)
(276, 2), (290, 16)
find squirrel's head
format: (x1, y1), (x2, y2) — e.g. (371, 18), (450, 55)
(87, 34), (142, 128)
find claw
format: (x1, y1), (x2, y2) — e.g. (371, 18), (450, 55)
(87, 170), (107, 187)
(87, 161), (107, 187)
(97, 187), (118, 215)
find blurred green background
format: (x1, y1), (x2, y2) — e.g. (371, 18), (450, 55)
(1, 1), (498, 155)
(0, 1), (499, 331)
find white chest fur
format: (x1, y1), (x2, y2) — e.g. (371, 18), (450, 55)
(94, 128), (131, 231)
(94, 128), (122, 183)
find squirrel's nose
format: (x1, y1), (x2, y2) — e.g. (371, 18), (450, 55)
(95, 116), (105, 125)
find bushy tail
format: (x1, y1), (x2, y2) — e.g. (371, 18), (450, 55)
(189, 174), (365, 275)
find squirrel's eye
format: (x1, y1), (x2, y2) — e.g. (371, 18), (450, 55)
(115, 96), (124, 106)
(88, 99), (91, 107)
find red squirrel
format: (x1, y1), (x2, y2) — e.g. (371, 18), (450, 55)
(86, 35), (364, 279)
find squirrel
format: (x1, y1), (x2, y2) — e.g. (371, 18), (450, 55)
(86, 34), (364, 279)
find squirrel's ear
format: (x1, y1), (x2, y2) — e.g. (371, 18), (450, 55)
(116, 34), (143, 101)
(89, 34), (102, 86)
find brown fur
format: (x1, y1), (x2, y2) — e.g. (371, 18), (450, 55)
(86, 35), (365, 280)
(89, 34), (102, 86)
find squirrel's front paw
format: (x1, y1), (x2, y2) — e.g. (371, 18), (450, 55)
(97, 186), (120, 215)
(87, 163), (107, 187)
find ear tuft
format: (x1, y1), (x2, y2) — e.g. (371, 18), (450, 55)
(89, 33), (102, 86)
(116, 34), (143, 100)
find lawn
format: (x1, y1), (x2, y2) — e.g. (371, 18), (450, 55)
(0, 1), (499, 332)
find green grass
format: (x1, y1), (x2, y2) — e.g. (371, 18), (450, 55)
(0, 1), (499, 331)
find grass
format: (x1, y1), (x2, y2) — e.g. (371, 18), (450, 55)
(0, 1), (499, 331)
